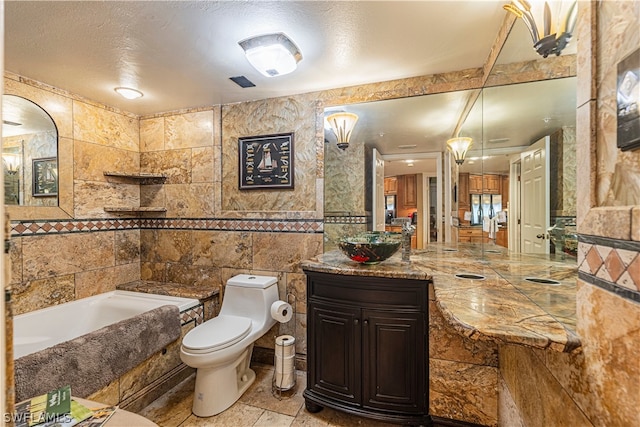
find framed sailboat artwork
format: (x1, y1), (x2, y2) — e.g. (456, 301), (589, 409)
(238, 132), (294, 190)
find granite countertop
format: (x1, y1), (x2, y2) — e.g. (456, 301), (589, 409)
(302, 243), (579, 353)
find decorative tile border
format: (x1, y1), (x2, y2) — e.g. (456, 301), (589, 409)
(10, 217), (324, 237)
(180, 304), (204, 327)
(578, 234), (640, 303)
(323, 214), (369, 224)
(11, 219), (140, 236)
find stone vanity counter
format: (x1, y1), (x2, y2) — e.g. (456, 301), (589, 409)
(302, 243), (580, 353)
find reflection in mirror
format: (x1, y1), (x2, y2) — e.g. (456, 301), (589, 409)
(324, 91), (475, 251)
(2, 95), (58, 206)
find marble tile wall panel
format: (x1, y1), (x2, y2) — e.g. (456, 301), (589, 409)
(75, 263), (140, 299)
(115, 229), (141, 265)
(140, 117), (164, 152)
(164, 111), (215, 150)
(252, 232), (323, 273)
(497, 376), (525, 427)
(575, 280), (640, 426)
(192, 230), (252, 269)
(220, 97), (318, 213)
(74, 140), (140, 182)
(21, 231), (115, 281)
(11, 274), (75, 315)
(498, 344), (593, 427)
(140, 149), (191, 184)
(429, 358), (498, 427)
(162, 183), (215, 218)
(325, 138), (366, 214)
(72, 100), (139, 151)
(73, 180), (140, 219)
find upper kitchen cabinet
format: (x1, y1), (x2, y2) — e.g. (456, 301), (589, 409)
(468, 174), (483, 194)
(384, 177), (397, 195)
(482, 174), (501, 194)
(458, 173), (470, 210)
(397, 174), (417, 209)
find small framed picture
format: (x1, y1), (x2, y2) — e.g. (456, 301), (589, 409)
(238, 133), (294, 190)
(32, 157), (58, 197)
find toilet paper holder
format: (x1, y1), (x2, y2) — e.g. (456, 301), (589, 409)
(272, 292), (297, 400)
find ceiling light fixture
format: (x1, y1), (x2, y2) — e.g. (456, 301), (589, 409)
(326, 112), (359, 150)
(446, 137), (473, 165)
(114, 87), (143, 100)
(503, 0), (578, 58)
(238, 33), (302, 77)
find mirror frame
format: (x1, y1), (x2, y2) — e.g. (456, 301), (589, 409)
(3, 84), (74, 221)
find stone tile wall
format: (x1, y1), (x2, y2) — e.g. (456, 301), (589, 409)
(498, 2), (640, 426)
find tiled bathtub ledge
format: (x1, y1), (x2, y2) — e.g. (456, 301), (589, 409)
(303, 244), (581, 353)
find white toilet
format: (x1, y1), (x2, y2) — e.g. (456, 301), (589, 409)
(180, 274), (280, 417)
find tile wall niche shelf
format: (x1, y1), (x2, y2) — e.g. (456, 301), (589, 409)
(103, 171), (167, 214)
(103, 206), (167, 213)
(103, 171), (167, 185)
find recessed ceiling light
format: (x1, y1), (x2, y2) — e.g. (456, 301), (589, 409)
(114, 87), (143, 100)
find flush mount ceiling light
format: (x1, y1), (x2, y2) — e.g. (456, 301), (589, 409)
(238, 33), (302, 77)
(446, 137), (473, 165)
(503, 0), (578, 58)
(114, 87), (144, 100)
(326, 112), (359, 150)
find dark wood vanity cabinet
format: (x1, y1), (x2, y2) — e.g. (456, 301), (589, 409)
(304, 270), (429, 425)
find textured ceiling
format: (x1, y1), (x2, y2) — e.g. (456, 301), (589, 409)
(5, 1), (507, 115)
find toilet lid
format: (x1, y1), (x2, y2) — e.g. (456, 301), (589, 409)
(182, 315), (252, 352)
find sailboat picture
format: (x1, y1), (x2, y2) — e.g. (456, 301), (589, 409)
(238, 133), (295, 190)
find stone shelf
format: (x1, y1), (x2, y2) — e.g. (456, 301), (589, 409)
(103, 171), (167, 184)
(103, 206), (167, 213)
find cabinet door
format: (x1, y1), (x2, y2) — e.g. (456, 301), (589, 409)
(362, 309), (425, 414)
(308, 301), (362, 405)
(458, 173), (470, 209)
(469, 175), (482, 194)
(384, 177), (397, 195)
(483, 174), (500, 194)
(403, 174), (417, 208)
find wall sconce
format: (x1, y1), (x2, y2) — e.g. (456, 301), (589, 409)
(2, 153), (20, 175)
(503, 0), (577, 58)
(446, 137), (473, 165)
(238, 33), (302, 77)
(326, 112), (359, 150)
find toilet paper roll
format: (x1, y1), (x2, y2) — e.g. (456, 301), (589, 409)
(270, 301), (293, 323)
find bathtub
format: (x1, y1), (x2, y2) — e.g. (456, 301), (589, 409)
(14, 290), (199, 359)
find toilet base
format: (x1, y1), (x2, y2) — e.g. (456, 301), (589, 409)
(191, 346), (256, 417)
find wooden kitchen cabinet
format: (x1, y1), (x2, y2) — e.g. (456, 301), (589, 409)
(496, 228), (508, 248)
(397, 174), (417, 209)
(304, 270), (429, 425)
(469, 174), (483, 194)
(384, 177), (397, 195)
(501, 176), (509, 207)
(458, 173), (470, 209)
(483, 174), (501, 194)
(458, 227), (488, 243)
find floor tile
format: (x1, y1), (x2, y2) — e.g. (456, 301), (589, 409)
(179, 402), (264, 426)
(253, 410), (295, 427)
(238, 364), (305, 417)
(138, 374), (195, 427)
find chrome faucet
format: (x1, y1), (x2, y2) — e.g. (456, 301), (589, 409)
(392, 217), (415, 263)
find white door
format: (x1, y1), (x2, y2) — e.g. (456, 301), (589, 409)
(372, 148), (385, 231)
(520, 136), (550, 254)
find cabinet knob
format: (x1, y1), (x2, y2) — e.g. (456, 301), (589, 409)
(354, 319), (359, 326)
(363, 319), (369, 325)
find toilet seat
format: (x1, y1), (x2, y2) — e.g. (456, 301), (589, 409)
(182, 315), (252, 354)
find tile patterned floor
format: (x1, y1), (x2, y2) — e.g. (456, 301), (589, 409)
(138, 363), (397, 427)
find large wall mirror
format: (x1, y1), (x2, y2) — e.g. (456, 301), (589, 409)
(2, 95), (59, 206)
(323, 18), (577, 265)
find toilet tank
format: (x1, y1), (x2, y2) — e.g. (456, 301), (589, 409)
(219, 274), (279, 323)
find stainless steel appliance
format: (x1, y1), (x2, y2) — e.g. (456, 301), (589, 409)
(470, 194), (502, 225)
